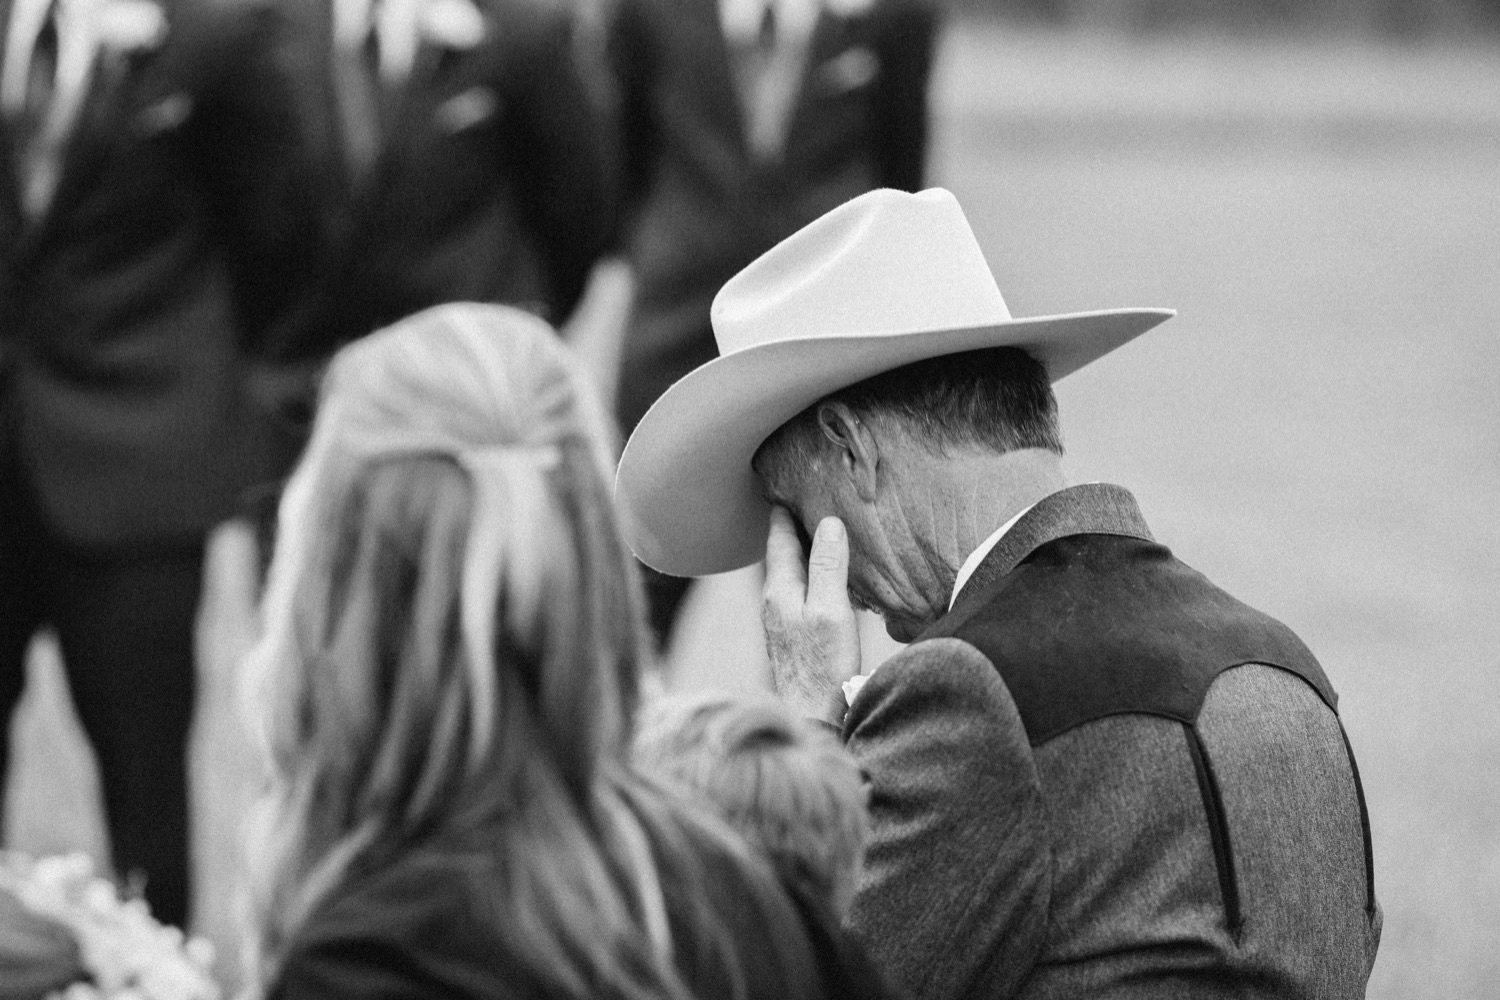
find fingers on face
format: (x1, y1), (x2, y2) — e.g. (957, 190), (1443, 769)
(764, 505), (810, 597)
(805, 516), (849, 609)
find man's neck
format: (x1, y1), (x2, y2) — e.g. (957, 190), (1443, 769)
(897, 447), (1068, 603)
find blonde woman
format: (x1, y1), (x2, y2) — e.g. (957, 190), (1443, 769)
(244, 303), (839, 1000)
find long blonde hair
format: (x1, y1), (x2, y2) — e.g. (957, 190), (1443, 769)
(245, 304), (749, 997)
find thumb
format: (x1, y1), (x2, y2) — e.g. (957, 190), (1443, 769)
(805, 516), (850, 611)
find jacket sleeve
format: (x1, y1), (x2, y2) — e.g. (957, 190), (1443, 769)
(842, 637), (1050, 1000)
(870, 0), (938, 193)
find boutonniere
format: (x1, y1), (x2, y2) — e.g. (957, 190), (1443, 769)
(824, 0), (876, 16)
(419, 0), (486, 51)
(96, 0), (168, 55)
(821, 45), (878, 91)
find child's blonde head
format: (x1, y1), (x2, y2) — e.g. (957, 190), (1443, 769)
(635, 691), (868, 916)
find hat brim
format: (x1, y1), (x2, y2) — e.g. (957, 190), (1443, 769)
(616, 307), (1175, 577)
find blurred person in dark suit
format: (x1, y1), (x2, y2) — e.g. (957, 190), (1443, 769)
(605, 0), (939, 652)
(0, 0), (321, 927)
(256, 0), (618, 413)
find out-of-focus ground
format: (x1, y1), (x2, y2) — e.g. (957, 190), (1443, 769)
(7, 18), (1499, 997)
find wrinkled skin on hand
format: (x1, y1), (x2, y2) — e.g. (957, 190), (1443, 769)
(761, 507), (863, 725)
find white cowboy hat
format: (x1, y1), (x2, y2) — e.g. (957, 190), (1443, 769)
(615, 187), (1175, 577)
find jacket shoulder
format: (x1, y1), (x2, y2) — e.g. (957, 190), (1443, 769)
(845, 636), (1037, 782)
(929, 533), (1336, 746)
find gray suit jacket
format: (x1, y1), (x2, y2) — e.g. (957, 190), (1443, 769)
(841, 484), (1381, 999)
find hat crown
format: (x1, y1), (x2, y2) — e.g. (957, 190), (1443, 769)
(710, 188), (1013, 355)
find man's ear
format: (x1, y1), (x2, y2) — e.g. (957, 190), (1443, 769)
(816, 402), (880, 503)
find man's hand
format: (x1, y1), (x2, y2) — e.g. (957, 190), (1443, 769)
(762, 507), (862, 725)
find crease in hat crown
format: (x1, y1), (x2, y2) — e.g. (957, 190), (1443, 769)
(709, 188), (1013, 355)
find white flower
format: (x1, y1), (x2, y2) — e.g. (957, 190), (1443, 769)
(824, 0), (876, 17)
(3, 852), (220, 1000)
(419, 0), (486, 50)
(842, 661), (882, 706)
(97, 0), (168, 54)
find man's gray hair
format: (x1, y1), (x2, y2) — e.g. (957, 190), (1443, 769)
(752, 346), (1063, 498)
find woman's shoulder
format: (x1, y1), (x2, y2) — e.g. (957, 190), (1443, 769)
(643, 791), (897, 1000)
(269, 851), (546, 1000)
(657, 833), (819, 999)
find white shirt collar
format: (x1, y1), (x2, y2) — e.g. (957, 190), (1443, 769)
(947, 503), (1037, 611)
(334, 0), (371, 46)
(843, 499), (1052, 711)
(337, 0), (422, 82)
(2, 0), (101, 147)
(842, 500), (1037, 709)
(2, 0), (54, 116)
(719, 0), (819, 47)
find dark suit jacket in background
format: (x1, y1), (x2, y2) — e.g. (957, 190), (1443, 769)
(606, 0), (938, 433)
(843, 484), (1381, 999)
(267, 0), (616, 373)
(0, 0), (321, 546)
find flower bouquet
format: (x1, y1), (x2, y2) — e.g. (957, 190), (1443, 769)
(0, 853), (219, 1000)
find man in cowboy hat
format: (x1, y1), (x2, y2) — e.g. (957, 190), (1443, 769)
(616, 188), (1381, 998)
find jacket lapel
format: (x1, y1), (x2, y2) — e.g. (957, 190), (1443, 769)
(0, 59), (19, 250)
(24, 33), (139, 242)
(383, 30), (451, 150)
(950, 484), (1156, 616)
(1, 0), (29, 239)
(337, 1), (465, 196)
(298, 0), (348, 191)
(698, 0), (751, 155)
(327, 0), (387, 190)
(0, 120), (18, 252)
(777, 5), (837, 150)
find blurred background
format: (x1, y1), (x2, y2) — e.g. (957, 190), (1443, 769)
(7, 1), (1499, 995)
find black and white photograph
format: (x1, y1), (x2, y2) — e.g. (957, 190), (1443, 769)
(1, 0), (1495, 996)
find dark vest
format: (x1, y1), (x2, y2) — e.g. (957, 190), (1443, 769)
(932, 531), (1335, 744)
(922, 484), (1376, 930)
